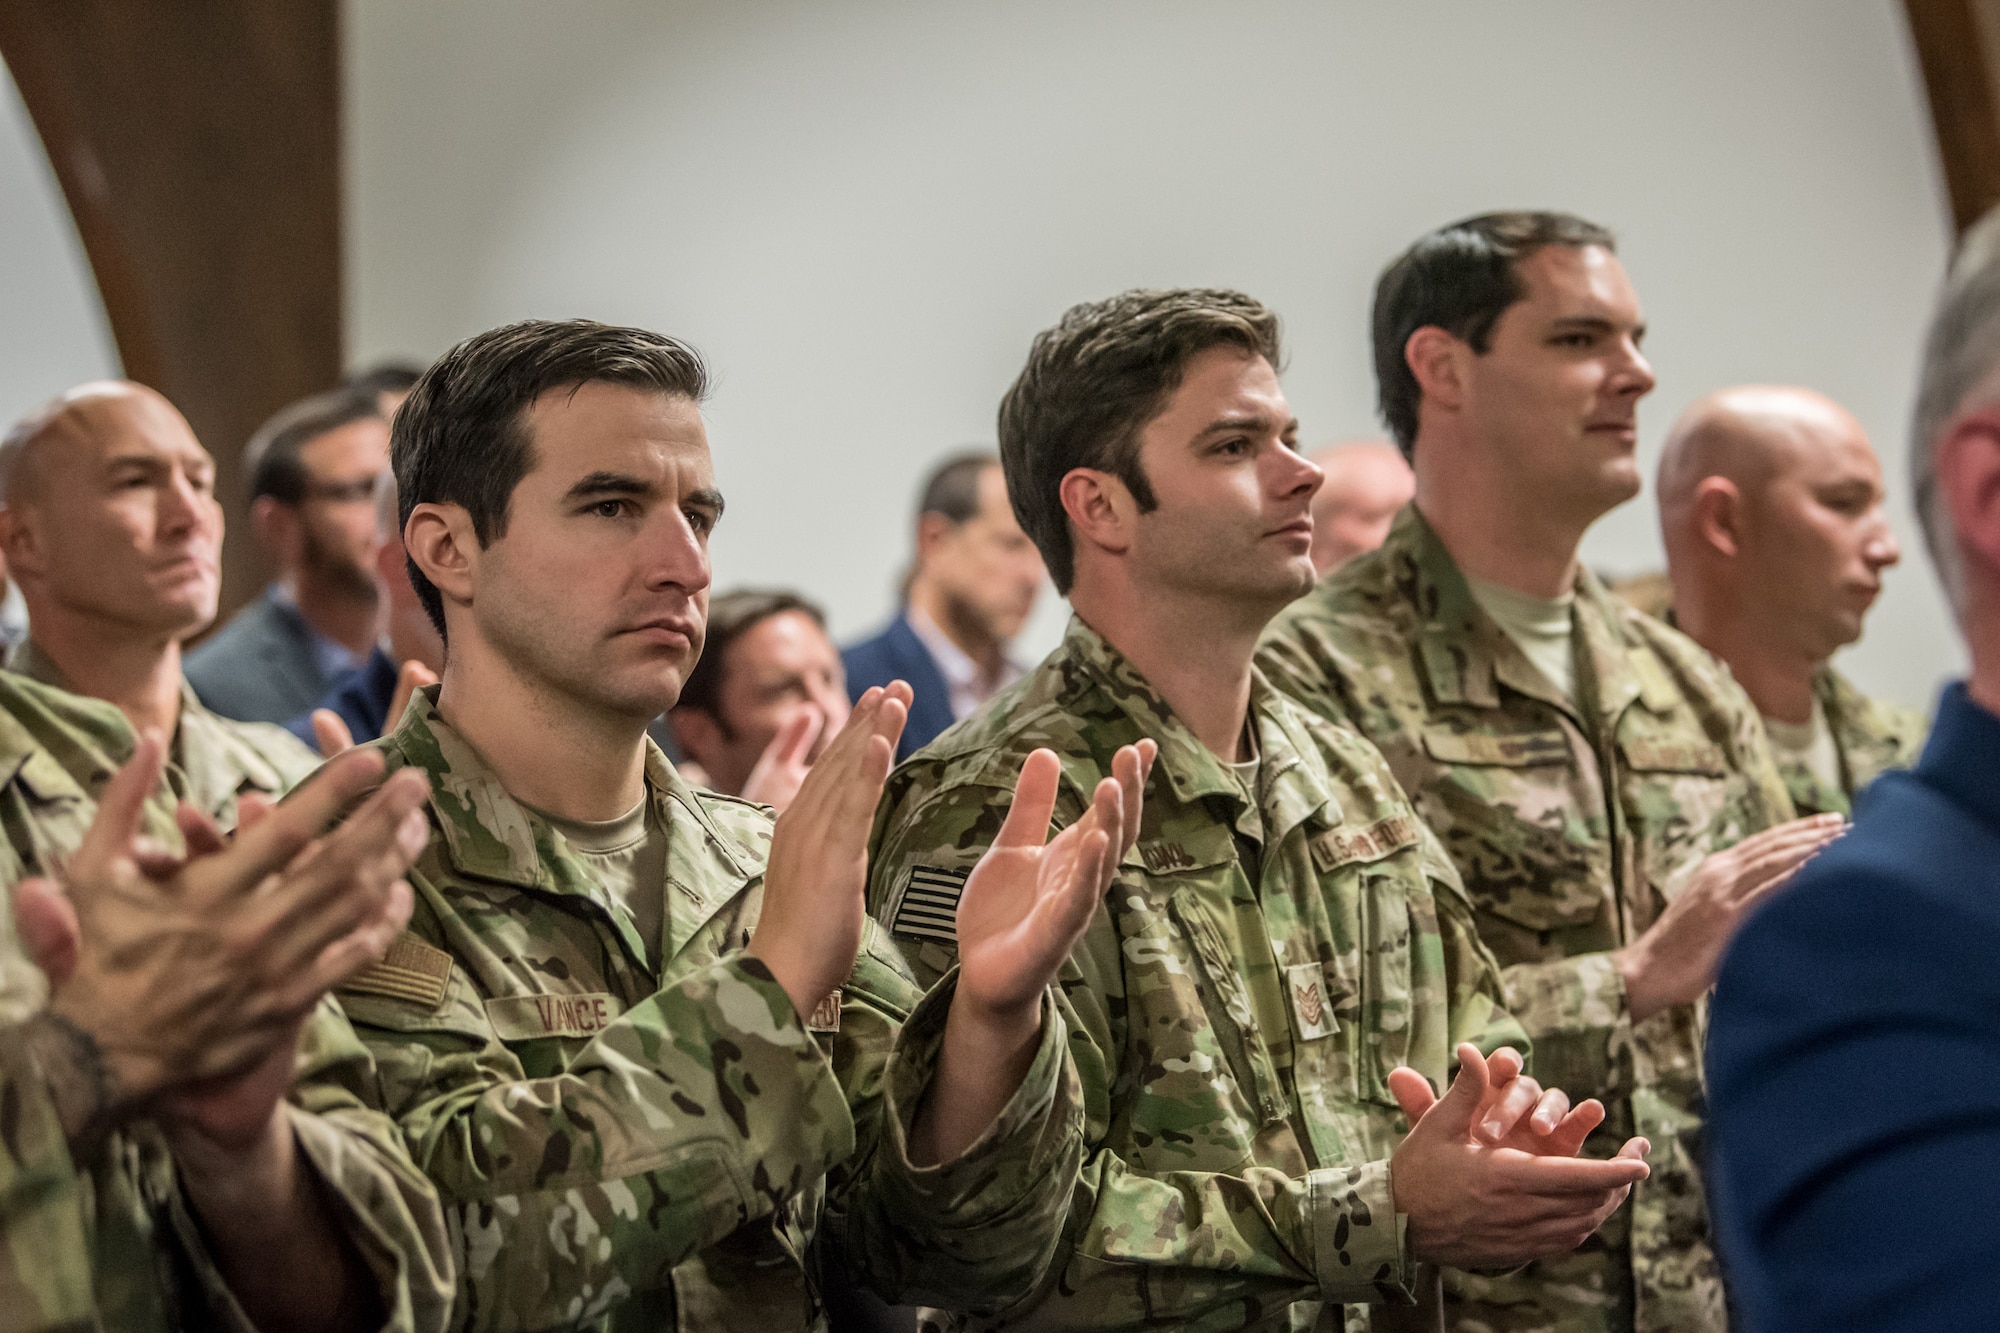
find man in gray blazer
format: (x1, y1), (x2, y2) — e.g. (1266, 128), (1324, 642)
(185, 387), (389, 722)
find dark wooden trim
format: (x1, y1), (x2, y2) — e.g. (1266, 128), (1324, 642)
(1904, 0), (2000, 234)
(0, 0), (343, 617)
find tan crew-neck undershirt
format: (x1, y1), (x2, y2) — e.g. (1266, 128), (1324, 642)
(1467, 576), (1577, 701)
(526, 794), (669, 965)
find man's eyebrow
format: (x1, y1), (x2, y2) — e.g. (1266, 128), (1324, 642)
(562, 471), (657, 502)
(684, 486), (725, 517)
(1194, 412), (1290, 438)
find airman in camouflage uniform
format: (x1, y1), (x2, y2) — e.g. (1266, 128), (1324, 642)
(1785, 666), (1924, 816)
(870, 616), (1528, 1331)
(1650, 385), (1927, 820)
(341, 688), (1083, 1332)
(0, 669), (454, 1332)
(1260, 505), (1799, 1330)
(8, 638), (319, 829)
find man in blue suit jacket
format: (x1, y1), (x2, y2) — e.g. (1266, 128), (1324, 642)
(1707, 208), (2000, 1332)
(844, 452), (1043, 759)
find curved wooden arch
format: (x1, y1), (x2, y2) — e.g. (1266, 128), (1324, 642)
(0, 0), (342, 615)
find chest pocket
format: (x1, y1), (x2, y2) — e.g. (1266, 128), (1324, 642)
(1420, 724), (1608, 934)
(1617, 721), (1739, 914)
(1305, 815), (1430, 1105)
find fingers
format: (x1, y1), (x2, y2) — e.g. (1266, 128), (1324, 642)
(288, 879), (417, 1008)
(175, 804), (230, 859)
(1528, 1085), (1572, 1137)
(312, 709), (356, 759)
(235, 793), (276, 833)
(767, 709), (823, 772)
(12, 877), (81, 984)
(1478, 1071), (1546, 1144)
(1111, 741), (1155, 855)
(1386, 1065), (1438, 1123)
(1492, 1149), (1650, 1196)
(70, 731), (167, 881)
(1423, 1042), (1492, 1139)
(998, 750), (1064, 849)
(1539, 1097), (1608, 1158)
(257, 783), (430, 977)
(222, 748), (392, 889)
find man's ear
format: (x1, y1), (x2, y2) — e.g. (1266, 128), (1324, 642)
(0, 505), (42, 581)
(1690, 477), (1744, 560)
(250, 496), (302, 566)
(914, 511), (958, 567)
(1939, 414), (2000, 574)
(1405, 326), (1469, 415)
(404, 502), (480, 620)
(1058, 467), (1135, 568)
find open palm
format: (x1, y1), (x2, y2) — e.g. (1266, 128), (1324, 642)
(954, 741), (1154, 1015)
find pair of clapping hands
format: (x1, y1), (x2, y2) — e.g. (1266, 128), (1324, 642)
(735, 682), (1650, 1269)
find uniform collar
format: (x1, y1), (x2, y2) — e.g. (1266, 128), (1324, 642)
(1058, 615), (1341, 848)
(385, 686), (757, 960)
(1389, 505), (1676, 725)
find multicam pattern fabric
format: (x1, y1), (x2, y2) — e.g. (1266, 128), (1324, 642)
(1258, 506), (1797, 1333)
(868, 615), (1527, 1333)
(342, 688), (1083, 1332)
(0, 670), (453, 1333)
(7, 640), (322, 830)
(1782, 667), (1927, 818)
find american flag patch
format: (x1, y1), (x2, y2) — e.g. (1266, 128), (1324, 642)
(890, 865), (971, 944)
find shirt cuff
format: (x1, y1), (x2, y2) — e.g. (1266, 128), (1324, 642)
(1310, 1158), (1416, 1306)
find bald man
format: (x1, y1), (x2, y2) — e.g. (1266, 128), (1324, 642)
(1658, 385), (1924, 815)
(0, 384), (319, 827)
(1305, 438), (1414, 574)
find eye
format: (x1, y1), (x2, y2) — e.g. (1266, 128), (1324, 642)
(589, 498), (630, 519)
(684, 507), (716, 535)
(1214, 437), (1251, 458)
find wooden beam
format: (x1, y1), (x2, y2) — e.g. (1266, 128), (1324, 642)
(0, 0), (342, 617)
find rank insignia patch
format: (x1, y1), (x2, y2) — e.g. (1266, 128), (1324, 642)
(890, 865), (971, 944)
(1286, 962), (1335, 1040)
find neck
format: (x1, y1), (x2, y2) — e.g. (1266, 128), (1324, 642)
(435, 635), (649, 821)
(28, 615), (184, 739)
(907, 579), (1006, 677)
(1962, 577), (2000, 722)
(289, 573), (380, 657)
(1412, 431), (1594, 600)
(1069, 571), (1261, 761)
(1676, 588), (1820, 725)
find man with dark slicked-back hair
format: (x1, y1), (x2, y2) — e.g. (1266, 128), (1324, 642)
(1261, 213), (1840, 1332)
(844, 451), (1043, 759)
(342, 317), (1131, 1332)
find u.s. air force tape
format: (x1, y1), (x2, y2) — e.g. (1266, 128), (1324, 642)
(890, 864), (971, 944)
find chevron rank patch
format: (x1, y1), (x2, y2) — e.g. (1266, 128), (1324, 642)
(341, 934), (454, 1008)
(890, 864), (971, 944)
(807, 989), (842, 1033)
(1285, 962), (1335, 1040)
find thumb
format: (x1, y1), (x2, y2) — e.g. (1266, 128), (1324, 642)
(312, 709), (355, 759)
(1423, 1043), (1493, 1140)
(13, 877), (82, 986)
(1386, 1065), (1438, 1124)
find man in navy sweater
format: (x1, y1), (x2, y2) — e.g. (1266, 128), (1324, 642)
(1707, 208), (2000, 1329)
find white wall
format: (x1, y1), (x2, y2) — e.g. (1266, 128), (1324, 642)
(0, 61), (117, 430)
(347, 0), (1961, 709)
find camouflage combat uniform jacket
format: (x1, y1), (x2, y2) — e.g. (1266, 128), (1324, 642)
(1782, 666), (1926, 818)
(8, 639), (321, 829)
(341, 690), (1084, 1333)
(867, 617), (1527, 1333)
(0, 671), (454, 1333)
(1258, 507), (1796, 1333)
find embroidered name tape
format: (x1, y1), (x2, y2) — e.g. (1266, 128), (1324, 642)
(1311, 813), (1421, 872)
(342, 935), (454, 1008)
(1138, 841), (1196, 873)
(890, 865), (970, 944)
(484, 992), (625, 1041)
(1620, 739), (1728, 776)
(1285, 962), (1334, 1040)
(808, 989), (842, 1033)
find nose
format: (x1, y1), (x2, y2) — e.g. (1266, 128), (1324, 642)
(160, 468), (209, 536)
(1276, 446), (1324, 501)
(645, 508), (713, 596)
(1614, 339), (1657, 399)
(1863, 513), (1902, 571)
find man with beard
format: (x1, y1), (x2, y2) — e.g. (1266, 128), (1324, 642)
(0, 383), (318, 826)
(845, 452), (1045, 758)
(1657, 386), (1924, 815)
(187, 387), (389, 723)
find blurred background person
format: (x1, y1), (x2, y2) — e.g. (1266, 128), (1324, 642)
(185, 387), (389, 723)
(1706, 205), (2000, 1333)
(1305, 437), (1414, 575)
(344, 360), (424, 420)
(1659, 385), (1924, 815)
(843, 450), (1043, 759)
(0, 382), (318, 823)
(667, 588), (848, 810)
(285, 471), (443, 753)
